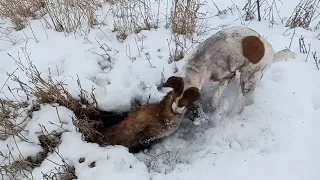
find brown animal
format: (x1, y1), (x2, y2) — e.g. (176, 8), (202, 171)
(100, 81), (184, 153)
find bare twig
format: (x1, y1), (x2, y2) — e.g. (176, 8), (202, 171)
(287, 29), (296, 50)
(305, 43), (311, 61)
(312, 51), (319, 70)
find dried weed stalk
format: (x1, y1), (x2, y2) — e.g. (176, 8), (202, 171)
(39, 128), (77, 180)
(242, 0), (284, 26)
(105, 0), (118, 5)
(7, 47), (99, 121)
(0, 118), (68, 179)
(243, 0), (266, 21)
(312, 51), (320, 70)
(42, 0), (101, 33)
(72, 117), (106, 145)
(167, 34), (185, 63)
(170, 0), (200, 35)
(42, 164), (77, 180)
(0, 99), (28, 141)
(4, 47), (128, 150)
(286, 0), (320, 29)
(111, 0), (161, 41)
(0, 0), (101, 33)
(9, 133), (62, 171)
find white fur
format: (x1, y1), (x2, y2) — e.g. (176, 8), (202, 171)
(175, 26), (296, 116)
(274, 49), (296, 62)
(172, 102), (186, 114)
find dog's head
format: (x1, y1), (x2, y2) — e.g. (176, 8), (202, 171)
(162, 76), (202, 121)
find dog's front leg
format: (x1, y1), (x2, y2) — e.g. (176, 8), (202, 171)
(210, 79), (229, 111)
(210, 73), (236, 111)
(230, 84), (246, 116)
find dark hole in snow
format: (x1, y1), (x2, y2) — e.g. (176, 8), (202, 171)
(79, 157), (85, 163)
(89, 161), (96, 168)
(86, 109), (130, 128)
(74, 96), (159, 154)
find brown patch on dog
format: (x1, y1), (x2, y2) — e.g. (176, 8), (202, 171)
(162, 76), (184, 96)
(242, 36), (265, 64)
(177, 87), (201, 107)
(99, 90), (182, 152)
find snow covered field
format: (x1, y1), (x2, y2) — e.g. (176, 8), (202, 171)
(1, 0), (320, 179)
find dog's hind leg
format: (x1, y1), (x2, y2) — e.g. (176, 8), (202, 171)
(230, 70), (262, 116)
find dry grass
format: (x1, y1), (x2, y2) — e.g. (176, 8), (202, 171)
(0, 0), (204, 178)
(286, 0), (320, 29)
(0, 50), (129, 178)
(42, 0), (101, 33)
(7, 48), (100, 120)
(0, 0), (44, 30)
(0, 130), (63, 180)
(170, 0), (200, 35)
(72, 117), (106, 145)
(111, 0), (161, 41)
(0, 53), (87, 179)
(0, 0), (101, 33)
(10, 133), (61, 170)
(4, 47), (129, 150)
(0, 99), (29, 141)
(4, 136), (78, 180)
(42, 164), (77, 180)
(243, 0), (266, 21)
(0, 59), (93, 180)
(242, 0), (284, 27)
(167, 34), (185, 64)
(105, 0), (118, 5)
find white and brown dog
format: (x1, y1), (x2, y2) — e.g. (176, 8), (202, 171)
(162, 26), (296, 121)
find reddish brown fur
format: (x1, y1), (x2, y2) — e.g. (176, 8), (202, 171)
(242, 36), (265, 64)
(162, 76), (201, 108)
(177, 87), (201, 108)
(162, 76), (184, 96)
(100, 90), (182, 150)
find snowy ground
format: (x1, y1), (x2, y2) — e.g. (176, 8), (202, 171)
(1, 0), (320, 179)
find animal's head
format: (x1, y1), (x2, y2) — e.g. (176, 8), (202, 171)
(162, 76), (201, 121)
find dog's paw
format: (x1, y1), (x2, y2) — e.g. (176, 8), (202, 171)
(208, 102), (218, 112)
(230, 106), (244, 117)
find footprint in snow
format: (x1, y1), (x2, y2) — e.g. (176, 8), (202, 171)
(270, 67), (286, 73)
(311, 93), (320, 110)
(270, 74), (285, 83)
(229, 141), (242, 151)
(95, 31), (109, 40)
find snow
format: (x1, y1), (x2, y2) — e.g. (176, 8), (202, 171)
(1, 0), (320, 179)
(24, 105), (77, 142)
(28, 132), (150, 180)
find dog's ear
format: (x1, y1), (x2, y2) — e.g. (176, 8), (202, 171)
(162, 76), (184, 94)
(177, 87), (200, 107)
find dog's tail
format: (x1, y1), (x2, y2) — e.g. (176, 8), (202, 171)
(273, 49), (296, 63)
